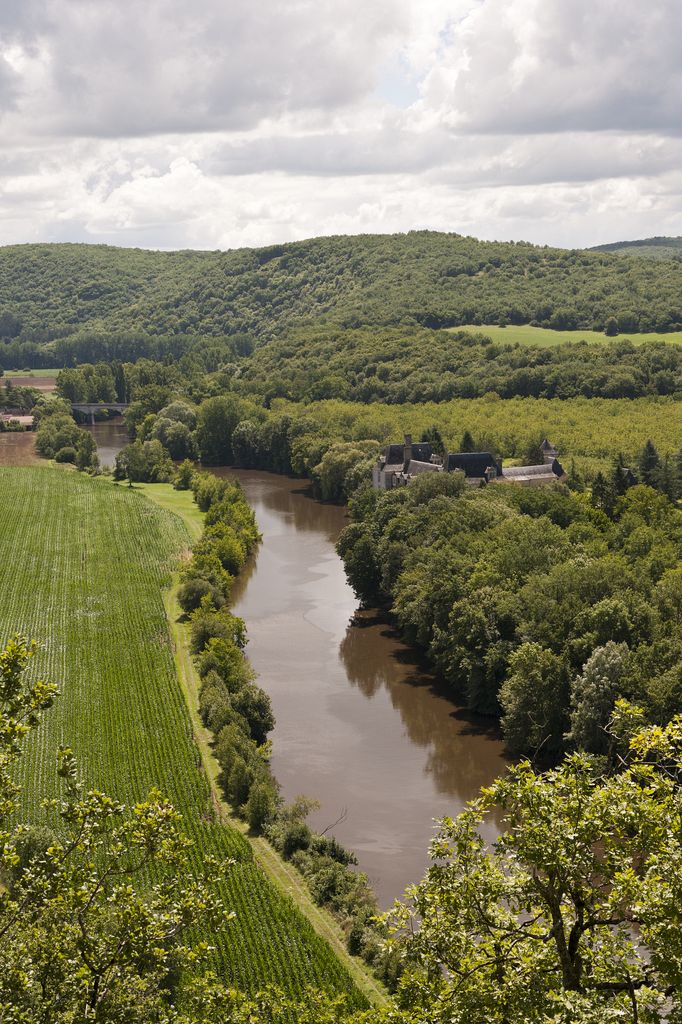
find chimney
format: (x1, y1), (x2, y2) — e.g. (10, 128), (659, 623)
(403, 433), (413, 471)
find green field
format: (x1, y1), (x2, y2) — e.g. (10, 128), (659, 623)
(456, 324), (682, 347)
(3, 368), (61, 378)
(0, 466), (363, 1004)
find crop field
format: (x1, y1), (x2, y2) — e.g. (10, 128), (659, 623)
(3, 369), (58, 391)
(455, 324), (682, 347)
(3, 368), (60, 377)
(0, 466), (363, 1003)
(3, 370), (60, 382)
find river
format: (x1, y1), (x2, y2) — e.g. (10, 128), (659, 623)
(223, 470), (507, 908)
(0, 419), (126, 470)
(5, 424), (507, 907)
(86, 420), (129, 468)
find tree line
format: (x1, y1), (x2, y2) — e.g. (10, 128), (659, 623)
(338, 473), (682, 761)
(171, 467), (402, 988)
(237, 327), (682, 403)
(108, 382), (681, 501)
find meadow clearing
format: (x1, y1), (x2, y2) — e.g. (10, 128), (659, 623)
(456, 324), (682, 347)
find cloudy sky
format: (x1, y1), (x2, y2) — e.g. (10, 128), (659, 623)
(1, 0), (680, 251)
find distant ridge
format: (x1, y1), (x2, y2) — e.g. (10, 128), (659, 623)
(591, 236), (682, 259)
(0, 231), (681, 342)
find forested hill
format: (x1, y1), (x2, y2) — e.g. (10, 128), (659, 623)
(2, 231), (682, 343)
(591, 236), (682, 260)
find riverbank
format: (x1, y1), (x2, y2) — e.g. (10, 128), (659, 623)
(7, 415), (507, 908)
(225, 470), (507, 906)
(137, 481), (388, 1008)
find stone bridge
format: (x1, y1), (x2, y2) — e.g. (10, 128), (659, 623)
(71, 402), (129, 425)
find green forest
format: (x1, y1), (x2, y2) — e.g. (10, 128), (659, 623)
(4, 231), (682, 1023)
(592, 234), (682, 259)
(236, 326), (682, 402)
(2, 232), (682, 356)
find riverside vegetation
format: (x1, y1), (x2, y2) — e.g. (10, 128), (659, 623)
(6, 622), (682, 1022)
(179, 468), (403, 988)
(4, 231), (682, 1022)
(338, 471), (682, 757)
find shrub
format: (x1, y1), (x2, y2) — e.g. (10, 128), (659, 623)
(196, 638), (254, 692)
(309, 833), (357, 866)
(193, 474), (229, 512)
(190, 603), (246, 655)
(181, 552), (233, 601)
(232, 684), (275, 745)
(281, 822), (312, 860)
(205, 693), (234, 734)
(55, 446), (77, 463)
(225, 756), (253, 807)
(174, 459), (196, 491)
(177, 577), (225, 614)
(214, 722), (254, 780)
(210, 529), (247, 575)
(199, 675), (235, 734)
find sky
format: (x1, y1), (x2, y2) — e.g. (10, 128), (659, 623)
(0, 0), (680, 251)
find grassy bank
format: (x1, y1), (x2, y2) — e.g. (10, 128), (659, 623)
(0, 467), (365, 1004)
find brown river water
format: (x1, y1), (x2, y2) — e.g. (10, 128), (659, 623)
(5, 423), (507, 907)
(222, 469), (507, 907)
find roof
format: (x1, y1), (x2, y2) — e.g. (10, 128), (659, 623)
(540, 438), (557, 452)
(406, 459), (441, 476)
(384, 442), (433, 464)
(502, 458), (565, 481)
(445, 452), (501, 477)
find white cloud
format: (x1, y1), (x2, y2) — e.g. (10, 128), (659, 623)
(1, 0), (406, 136)
(0, 0), (680, 249)
(421, 0), (682, 135)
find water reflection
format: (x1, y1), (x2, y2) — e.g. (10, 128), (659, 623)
(227, 470), (507, 907)
(339, 610), (505, 800)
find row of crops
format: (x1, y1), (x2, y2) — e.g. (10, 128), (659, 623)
(0, 467), (363, 1003)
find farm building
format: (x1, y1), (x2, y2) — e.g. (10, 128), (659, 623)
(372, 435), (443, 489)
(372, 435), (567, 489)
(0, 412), (34, 430)
(445, 452), (502, 485)
(501, 459), (566, 485)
